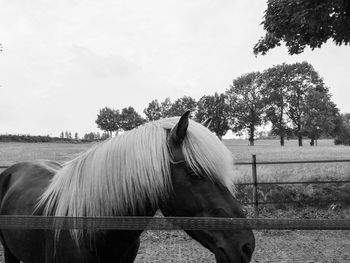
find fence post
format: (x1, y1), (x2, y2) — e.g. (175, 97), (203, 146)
(252, 154), (259, 217)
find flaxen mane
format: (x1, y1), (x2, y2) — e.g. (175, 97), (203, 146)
(37, 117), (237, 239)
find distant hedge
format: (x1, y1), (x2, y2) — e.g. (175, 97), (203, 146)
(334, 138), (350, 146)
(0, 134), (87, 143)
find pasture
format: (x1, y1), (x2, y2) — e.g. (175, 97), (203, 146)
(0, 142), (94, 165)
(0, 139), (349, 262)
(2, 139), (349, 183)
(1, 138), (350, 163)
(226, 139), (350, 183)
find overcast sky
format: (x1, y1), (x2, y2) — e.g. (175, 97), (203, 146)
(1, 0), (349, 137)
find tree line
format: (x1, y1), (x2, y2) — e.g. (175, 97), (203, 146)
(96, 62), (350, 146)
(59, 131), (110, 141)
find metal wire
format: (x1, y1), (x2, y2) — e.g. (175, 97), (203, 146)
(235, 159), (350, 165)
(237, 180), (350, 185)
(0, 216), (349, 230)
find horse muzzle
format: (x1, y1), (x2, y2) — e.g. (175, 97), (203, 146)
(214, 242), (254, 263)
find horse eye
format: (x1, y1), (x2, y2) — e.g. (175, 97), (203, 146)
(188, 170), (198, 177)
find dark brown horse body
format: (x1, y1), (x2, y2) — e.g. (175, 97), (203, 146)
(0, 161), (150, 262)
(0, 112), (255, 262)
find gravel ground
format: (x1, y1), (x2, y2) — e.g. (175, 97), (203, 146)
(134, 229), (350, 262)
(0, 229), (349, 262)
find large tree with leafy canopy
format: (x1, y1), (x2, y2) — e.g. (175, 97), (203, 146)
(143, 97), (175, 120)
(261, 62), (339, 146)
(159, 97), (173, 118)
(143, 99), (163, 121)
(167, 96), (197, 118)
(254, 0), (350, 55)
(284, 62), (326, 146)
(334, 113), (350, 145)
(261, 64), (293, 146)
(196, 92), (231, 140)
(303, 87), (339, 145)
(120, 106), (145, 131)
(95, 107), (120, 136)
(226, 72), (267, 146)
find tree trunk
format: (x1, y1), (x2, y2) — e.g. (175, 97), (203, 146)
(298, 132), (303, 146)
(315, 132), (318, 146)
(280, 135), (285, 146)
(310, 137), (315, 146)
(249, 126), (255, 146)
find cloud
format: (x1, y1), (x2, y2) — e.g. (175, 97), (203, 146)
(0, 0), (349, 137)
(68, 46), (141, 78)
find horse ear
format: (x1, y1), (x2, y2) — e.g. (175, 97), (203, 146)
(170, 111), (190, 144)
(201, 117), (212, 128)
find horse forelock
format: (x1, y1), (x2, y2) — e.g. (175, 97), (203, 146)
(156, 117), (237, 194)
(182, 121), (238, 194)
(37, 117), (237, 242)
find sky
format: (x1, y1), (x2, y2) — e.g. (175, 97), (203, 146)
(1, 0), (349, 137)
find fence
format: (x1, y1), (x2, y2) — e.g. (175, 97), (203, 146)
(235, 155), (350, 216)
(0, 215), (349, 230)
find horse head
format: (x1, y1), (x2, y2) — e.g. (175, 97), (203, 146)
(160, 111), (255, 263)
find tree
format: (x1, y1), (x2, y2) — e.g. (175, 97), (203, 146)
(119, 106), (145, 131)
(167, 96), (197, 117)
(74, 132), (79, 140)
(254, 0), (350, 55)
(226, 72), (267, 146)
(143, 99), (163, 121)
(334, 113), (350, 145)
(83, 132), (96, 141)
(284, 62), (325, 146)
(101, 132), (110, 140)
(64, 131), (72, 139)
(261, 62), (338, 146)
(60, 131), (64, 138)
(196, 93), (231, 140)
(83, 132), (105, 141)
(160, 97), (173, 118)
(95, 107), (120, 136)
(261, 64), (293, 146)
(303, 88), (339, 145)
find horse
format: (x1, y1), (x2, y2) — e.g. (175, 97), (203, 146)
(0, 111), (255, 263)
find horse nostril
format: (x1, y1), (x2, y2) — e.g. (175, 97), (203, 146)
(242, 243), (253, 259)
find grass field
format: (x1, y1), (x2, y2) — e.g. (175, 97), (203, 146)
(0, 142), (94, 165)
(223, 139), (350, 183)
(1, 139), (350, 182)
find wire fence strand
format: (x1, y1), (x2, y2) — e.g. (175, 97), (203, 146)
(0, 216), (349, 230)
